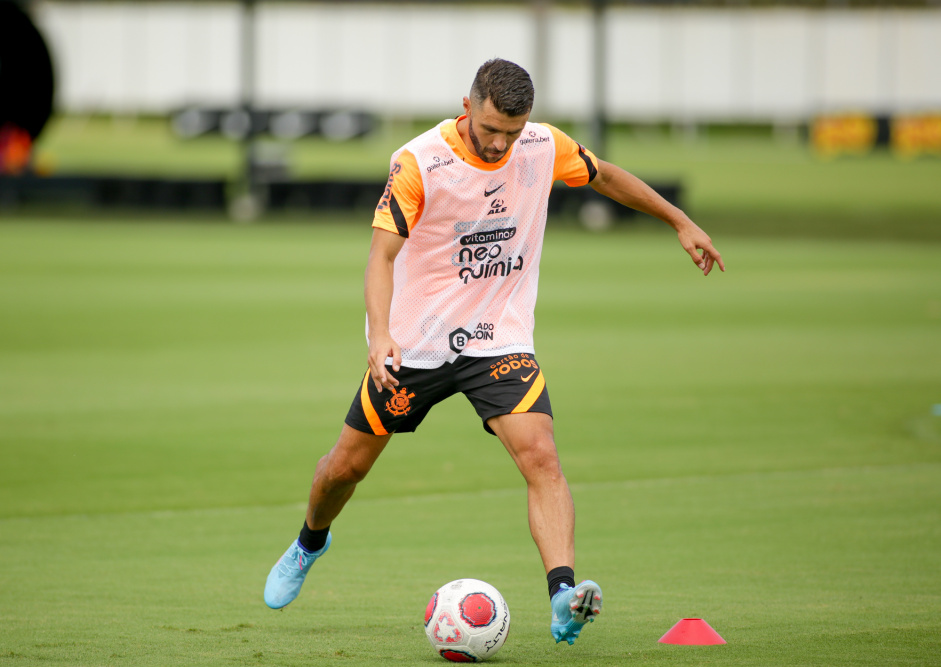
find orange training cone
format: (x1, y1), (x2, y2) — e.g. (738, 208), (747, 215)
(658, 618), (726, 645)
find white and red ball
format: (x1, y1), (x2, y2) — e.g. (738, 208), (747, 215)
(424, 579), (510, 662)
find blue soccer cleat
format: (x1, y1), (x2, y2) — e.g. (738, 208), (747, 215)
(550, 579), (603, 645)
(264, 532), (332, 609)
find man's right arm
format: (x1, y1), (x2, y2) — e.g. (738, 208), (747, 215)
(365, 228), (406, 392)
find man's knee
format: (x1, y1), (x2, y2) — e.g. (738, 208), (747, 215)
(320, 450), (371, 486)
(316, 427), (389, 488)
(516, 437), (565, 482)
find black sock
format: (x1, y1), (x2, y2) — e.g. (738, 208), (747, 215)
(547, 566), (575, 599)
(298, 521), (330, 553)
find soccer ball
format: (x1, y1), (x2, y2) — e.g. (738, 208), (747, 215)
(424, 579), (510, 662)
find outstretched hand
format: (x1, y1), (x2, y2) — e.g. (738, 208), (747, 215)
(677, 220), (725, 276)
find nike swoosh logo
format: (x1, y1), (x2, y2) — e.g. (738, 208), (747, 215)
(484, 183), (505, 197)
(521, 370), (537, 382)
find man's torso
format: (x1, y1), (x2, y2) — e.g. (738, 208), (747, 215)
(371, 118), (598, 368)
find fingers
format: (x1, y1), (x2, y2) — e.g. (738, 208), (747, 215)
(705, 244), (726, 274)
(677, 221), (724, 276)
(369, 364), (398, 393)
(368, 344), (401, 392)
(687, 243), (724, 276)
(369, 359), (399, 392)
(701, 253), (713, 276)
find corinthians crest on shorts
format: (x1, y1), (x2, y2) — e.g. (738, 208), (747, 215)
(385, 387), (415, 416)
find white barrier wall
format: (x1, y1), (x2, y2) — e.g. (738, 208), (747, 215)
(33, 1), (941, 122)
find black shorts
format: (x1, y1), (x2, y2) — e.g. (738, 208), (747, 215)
(345, 353), (552, 436)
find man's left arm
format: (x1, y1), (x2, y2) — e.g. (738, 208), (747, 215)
(591, 159), (725, 276)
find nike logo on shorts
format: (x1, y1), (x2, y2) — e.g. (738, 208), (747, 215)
(521, 370), (537, 382)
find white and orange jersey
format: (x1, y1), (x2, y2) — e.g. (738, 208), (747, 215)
(371, 116), (599, 368)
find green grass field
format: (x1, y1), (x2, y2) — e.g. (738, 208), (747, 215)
(1, 218), (939, 665)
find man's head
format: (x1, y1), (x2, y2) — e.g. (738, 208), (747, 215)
(463, 59), (534, 163)
(469, 58), (534, 118)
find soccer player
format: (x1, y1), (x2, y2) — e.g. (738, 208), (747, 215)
(264, 58), (724, 645)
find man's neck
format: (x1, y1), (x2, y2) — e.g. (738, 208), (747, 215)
(455, 115), (477, 159)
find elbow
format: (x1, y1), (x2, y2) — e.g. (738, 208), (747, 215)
(590, 159), (613, 191)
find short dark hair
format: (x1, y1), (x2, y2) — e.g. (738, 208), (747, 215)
(469, 59), (534, 117)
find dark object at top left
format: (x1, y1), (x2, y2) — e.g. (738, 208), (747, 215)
(0, 1), (56, 140)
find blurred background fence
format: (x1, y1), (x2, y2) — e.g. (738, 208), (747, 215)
(26, 0), (941, 122)
(2, 0), (940, 229)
